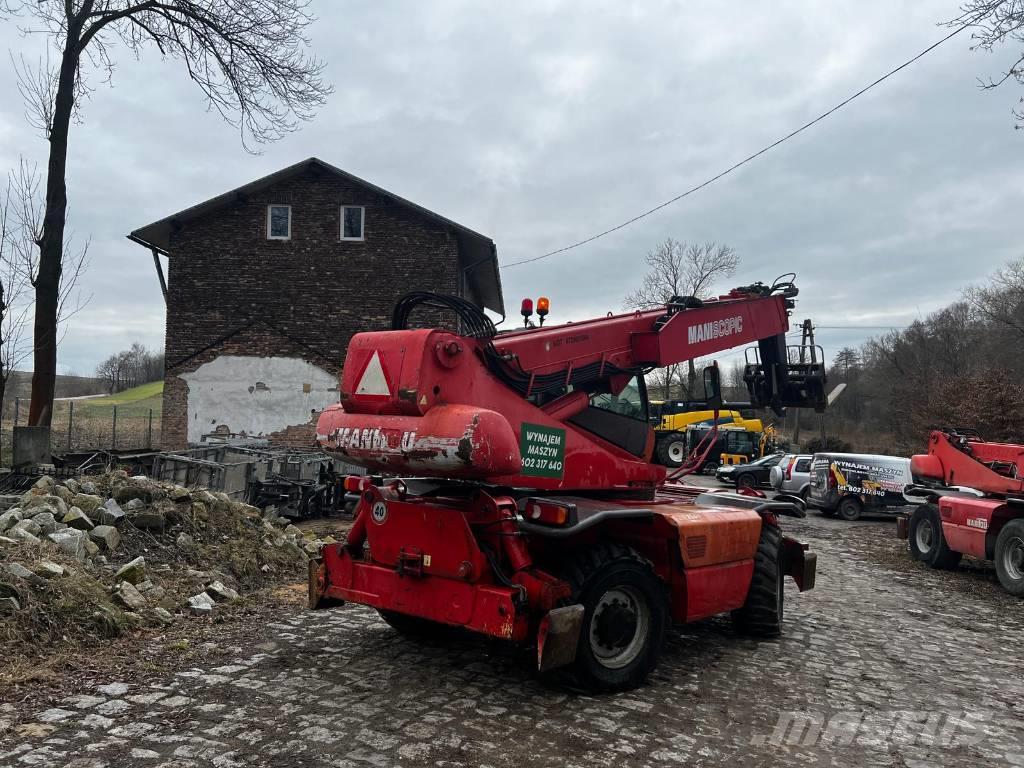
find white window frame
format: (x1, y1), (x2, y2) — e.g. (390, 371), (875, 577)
(340, 205), (365, 242)
(267, 204), (292, 240)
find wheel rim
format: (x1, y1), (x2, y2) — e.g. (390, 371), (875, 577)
(915, 517), (934, 554)
(703, 462), (719, 475)
(667, 441), (686, 464)
(1002, 536), (1024, 580)
(589, 586), (649, 670)
(738, 476), (754, 488)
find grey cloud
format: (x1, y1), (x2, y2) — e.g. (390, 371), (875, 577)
(0, 0), (1021, 375)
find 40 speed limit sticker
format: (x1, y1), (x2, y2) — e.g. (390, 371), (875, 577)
(371, 501), (388, 524)
(519, 423), (566, 479)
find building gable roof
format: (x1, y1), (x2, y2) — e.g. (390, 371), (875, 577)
(129, 157), (504, 314)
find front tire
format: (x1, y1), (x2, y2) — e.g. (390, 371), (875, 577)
(565, 544), (668, 692)
(732, 521), (783, 637)
(908, 503), (962, 570)
(836, 497), (862, 521)
(994, 519), (1024, 596)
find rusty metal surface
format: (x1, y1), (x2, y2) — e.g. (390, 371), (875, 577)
(536, 604), (585, 672)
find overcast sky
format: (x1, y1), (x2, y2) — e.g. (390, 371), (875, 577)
(1, 0), (1021, 376)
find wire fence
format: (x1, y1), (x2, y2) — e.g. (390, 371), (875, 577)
(1, 397), (161, 460)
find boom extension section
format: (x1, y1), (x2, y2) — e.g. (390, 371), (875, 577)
(486, 277), (826, 415)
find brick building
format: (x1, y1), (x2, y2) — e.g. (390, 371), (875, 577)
(130, 158), (503, 450)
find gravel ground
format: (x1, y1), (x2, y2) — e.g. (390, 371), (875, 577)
(2, 496), (1023, 767)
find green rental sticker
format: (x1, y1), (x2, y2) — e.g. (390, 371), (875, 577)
(519, 423), (566, 478)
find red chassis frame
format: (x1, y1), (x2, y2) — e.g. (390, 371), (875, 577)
(310, 479), (816, 655)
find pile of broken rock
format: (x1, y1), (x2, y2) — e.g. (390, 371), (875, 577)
(0, 471), (335, 643)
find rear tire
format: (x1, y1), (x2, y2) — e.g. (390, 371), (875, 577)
(836, 497), (862, 521)
(702, 461), (720, 476)
(565, 544), (668, 692)
(732, 521), (783, 637)
(908, 503), (962, 570)
(994, 519), (1024, 596)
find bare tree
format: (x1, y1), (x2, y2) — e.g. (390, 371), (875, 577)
(0, 1), (331, 427)
(625, 239), (740, 310)
(10, 159), (90, 334)
(625, 238), (739, 398)
(0, 160), (89, 432)
(96, 342), (163, 392)
(0, 179), (33, 433)
(951, 1), (1024, 127)
(646, 365), (682, 402)
(966, 257), (1024, 340)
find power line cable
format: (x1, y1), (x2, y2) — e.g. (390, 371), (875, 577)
(814, 325), (908, 330)
(504, 24), (969, 269)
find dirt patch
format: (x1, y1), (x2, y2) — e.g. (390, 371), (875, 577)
(0, 581), (307, 707)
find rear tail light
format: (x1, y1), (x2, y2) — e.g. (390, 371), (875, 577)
(523, 498), (576, 526)
(785, 459), (794, 480)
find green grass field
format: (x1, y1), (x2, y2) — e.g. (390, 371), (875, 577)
(75, 381), (164, 414)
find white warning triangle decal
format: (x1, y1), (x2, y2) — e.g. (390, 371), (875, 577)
(356, 351), (390, 396)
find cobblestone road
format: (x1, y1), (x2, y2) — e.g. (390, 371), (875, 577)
(3, 512), (1024, 767)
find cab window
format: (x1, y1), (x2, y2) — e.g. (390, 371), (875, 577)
(726, 431), (756, 454)
(590, 380), (648, 421)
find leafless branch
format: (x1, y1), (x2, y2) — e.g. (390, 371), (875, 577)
(12, 53), (59, 138)
(950, 0), (1024, 126)
(625, 239), (739, 310)
(626, 238), (739, 394)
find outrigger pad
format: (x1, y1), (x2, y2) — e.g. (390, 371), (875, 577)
(537, 604), (585, 673)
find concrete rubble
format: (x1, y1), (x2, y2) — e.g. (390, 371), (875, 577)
(0, 469), (326, 649)
(187, 592), (215, 615)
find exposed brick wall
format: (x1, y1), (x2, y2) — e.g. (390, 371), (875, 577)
(161, 166), (463, 450)
(268, 415), (320, 450)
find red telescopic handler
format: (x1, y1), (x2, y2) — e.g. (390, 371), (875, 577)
(899, 428), (1024, 596)
(310, 278), (825, 691)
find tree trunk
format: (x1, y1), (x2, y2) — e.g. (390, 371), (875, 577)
(687, 359), (697, 400)
(28, 36), (80, 427)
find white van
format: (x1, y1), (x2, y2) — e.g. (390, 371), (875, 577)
(807, 453), (913, 521)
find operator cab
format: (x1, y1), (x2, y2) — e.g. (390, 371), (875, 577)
(569, 366), (723, 461)
(569, 376), (652, 458)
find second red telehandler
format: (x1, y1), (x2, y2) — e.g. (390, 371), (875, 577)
(900, 428), (1024, 596)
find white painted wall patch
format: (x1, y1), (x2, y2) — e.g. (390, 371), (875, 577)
(180, 355), (338, 444)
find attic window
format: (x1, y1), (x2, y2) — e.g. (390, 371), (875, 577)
(341, 206), (364, 241)
(267, 205), (291, 240)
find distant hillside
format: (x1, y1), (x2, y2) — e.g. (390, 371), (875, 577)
(4, 371), (108, 404)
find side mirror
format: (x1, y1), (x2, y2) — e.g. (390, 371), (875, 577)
(703, 365), (723, 410)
